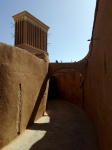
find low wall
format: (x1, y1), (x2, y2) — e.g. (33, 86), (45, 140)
(0, 43), (49, 148)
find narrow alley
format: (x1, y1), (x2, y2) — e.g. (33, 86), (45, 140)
(2, 99), (98, 150)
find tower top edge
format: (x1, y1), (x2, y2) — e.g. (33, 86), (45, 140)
(12, 10), (50, 31)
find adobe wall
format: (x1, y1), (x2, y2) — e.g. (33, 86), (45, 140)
(0, 42), (49, 148)
(85, 0), (112, 149)
(49, 71), (83, 108)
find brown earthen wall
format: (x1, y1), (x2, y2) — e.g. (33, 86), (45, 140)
(50, 71), (83, 108)
(0, 42), (49, 148)
(85, 0), (112, 149)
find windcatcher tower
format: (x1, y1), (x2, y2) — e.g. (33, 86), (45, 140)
(13, 11), (49, 56)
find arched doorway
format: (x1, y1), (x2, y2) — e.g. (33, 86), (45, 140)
(48, 69), (84, 109)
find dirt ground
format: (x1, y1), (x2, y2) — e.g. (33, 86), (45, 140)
(2, 99), (99, 150)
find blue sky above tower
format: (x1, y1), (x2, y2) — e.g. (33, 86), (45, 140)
(0, 0), (96, 62)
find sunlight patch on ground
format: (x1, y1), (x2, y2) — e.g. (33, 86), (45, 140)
(2, 113), (50, 150)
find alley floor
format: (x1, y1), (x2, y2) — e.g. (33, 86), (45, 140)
(2, 99), (99, 150)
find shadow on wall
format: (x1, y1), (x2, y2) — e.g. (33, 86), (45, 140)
(27, 74), (49, 127)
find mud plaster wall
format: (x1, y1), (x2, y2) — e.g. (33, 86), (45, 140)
(52, 71), (83, 108)
(85, 0), (112, 149)
(0, 43), (49, 148)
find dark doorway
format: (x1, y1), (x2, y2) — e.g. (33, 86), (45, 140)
(48, 76), (59, 99)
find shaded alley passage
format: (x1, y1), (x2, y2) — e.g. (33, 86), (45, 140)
(2, 100), (98, 150)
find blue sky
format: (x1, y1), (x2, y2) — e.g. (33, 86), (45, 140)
(0, 0), (96, 62)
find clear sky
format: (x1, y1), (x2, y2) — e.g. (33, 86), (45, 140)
(0, 0), (96, 62)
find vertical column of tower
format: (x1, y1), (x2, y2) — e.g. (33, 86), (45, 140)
(32, 23), (34, 46)
(35, 26), (37, 48)
(23, 18), (27, 44)
(33, 24), (35, 47)
(45, 31), (47, 51)
(21, 20), (23, 43)
(15, 21), (17, 45)
(43, 31), (45, 51)
(41, 30), (43, 50)
(34, 25), (36, 47)
(20, 20), (23, 44)
(40, 29), (42, 50)
(43, 30), (44, 50)
(41, 30), (44, 50)
(31, 23), (33, 46)
(32, 23), (34, 47)
(30, 22), (32, 46)
(29, 22), (32, 46)
(40, 27), (42, 49)
(17, 20), (19, 44)
(27, 21), (29, 45)
(42, 30), (44, 50)
(46, 32), (48, 51)
(36, 26), (40, 49)
(43, 31), (47, 51)
(19, 20), (21, 44)
(16, 20), (19, 44)
(39, 27), (41, 49)
(18, 20), (20, 44)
